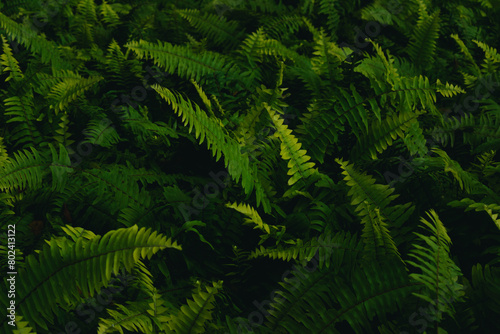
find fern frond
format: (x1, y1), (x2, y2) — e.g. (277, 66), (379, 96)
(318, 0), (340, 35)
(177, 9), (242, 47)
(468, 264), (500, 318)
(0, 145), (44, 192)
(120, 105), (179, 147)
(406, 210), (465, 322)
(250, 231), (362, 271)
(265, 261), (417, 333)
(450, 34), (480, 75)
(12, 316), (36, 334)
(435, 79), (466, 97)
(125, 40), (241, 83)
(0, 225), (181, 332)
(0, 137), (9, 166)
(359, 203), (402, 263)
(225, 201), (278, 234)
(0, 12), (67, 69)
(103, 39), (142, 86)
(263, 14), (305, 40)
(391, 75), (437, 113)
(353, 109), (424, 160)
(361, 2), (397, 25)
(403, 119), (429, 156)
(53, 112), (74, 148)
(473, 39), (500, 73)
(99, 0), (120, 27)
(310, 30), (346, 83)
(337, 158), (415, 231)
(47, 71), (103, 113)
(97, 300), (154, 334)
(407, 8), (440, 68)
(4, 92), (43, 148)
(266, 104), (317, 186)
(448, 198), (500, 229)
(0, 34), (23, 81)
(432, 148), (495, 196)
(165, 281), (222, 334)
(73, 0), (98, 46)
(258, 37), (302, 61)
(82, 117), (121, 148)
(238, 27), (266, 65)
(152, 84), (271, 212)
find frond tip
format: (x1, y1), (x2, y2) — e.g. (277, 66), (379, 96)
(226, 201), (277, 234)
(266, 104), (317, 186)
(406, 210), (464, 321)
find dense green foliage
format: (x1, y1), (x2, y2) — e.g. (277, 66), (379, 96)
(1, 0), (500, 333)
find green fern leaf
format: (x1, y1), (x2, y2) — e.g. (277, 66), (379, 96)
(250, 231), (362, 271)
(125, 40), (241, 83)
(265, 261), (417, 333)
(12, 316), (36, 334)
(177, 9), (243, 47)
(47, 71), (103, 113)
(100, 0), (120, 27)
(266, 104), (317, 186)
(82, 117), (121, 148)
(165, 281), (222, 334)
(0, 225), (181, 331)
(226, 201), (278, 234)
(0, 11), (68, 69)
(4, 92), (43, 148)
(152, 84), (271, 212)
(352, 109), (424, 160)
(406, 210), (465, 321)
(337, 158), (415, 238)
(0, 34), (23, 81)
(318, 0), (340, 35)
(407, 9), (440, 68)
(448, 198), (500, 229)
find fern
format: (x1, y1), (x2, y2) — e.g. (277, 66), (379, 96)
(264, 260), (417, 333)
(0, 136), (9, 165)
(125, 40), (242, 84)
(100, 0), (120, 27)
(266, 104), (317, 186)
(53, 112), (75, 148)
(82, 117), (121, 148)
(473, 39), (500, 73)
(12, 316), (36, 334)
(406, 210), (465, 324)
(318, 0), (340, 36)
(0, 11), (68, 69)
(448, 198), (500, 229)
(351, 109), (425, 160)
(0, 144), (72, 193)
(263, 14), (306, 40)
(165, 281), (222, 334)
(432, 148), (497, 197)
(177, 9), (243, 47)
(225, 201), (278, 234)
(0, 225), (181, 332)
(0, 34), (23, 82)
(47, 70), (103, 113)
(97, 300), (155, 334)
(4, 92), (43, 148)
(406, 5), (440, 68)
(0, 1), (499, 332)
(337, 158), (414, 229)
(250, 231), (362, 271)
(152, 84), (271, 212)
